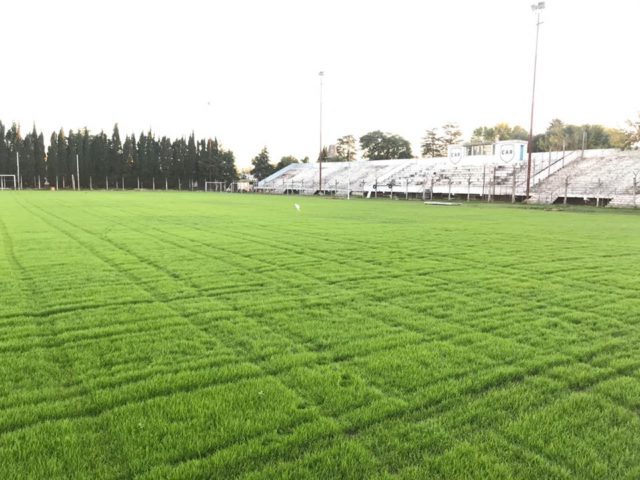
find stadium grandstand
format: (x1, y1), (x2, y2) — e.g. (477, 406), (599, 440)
(256, 140), (640, 207)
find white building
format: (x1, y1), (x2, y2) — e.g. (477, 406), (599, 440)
(447, 140), (528, 165)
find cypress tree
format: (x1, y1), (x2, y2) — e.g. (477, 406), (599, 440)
(159, 136), (173, 180)
(0, 118), (239, 190)
(56, 129), (67, 182)
(147, 131), (160, 185)
(22, 129), (35, 187)
(81, 129), (91, 188)
(94, 131), (108, 187)
(47, 132), (59, 185)
(137, 132), (148, 186)
(109, 124), (123, 181)
(186, 133), (197, 187)
(35, 131), (46, 185)
(66, 130), (78, 187)
(0, 121), (9, 174)
(197, 139), (207, 181)
(5, 123), (23, 177)
(122, 134), (136, 185)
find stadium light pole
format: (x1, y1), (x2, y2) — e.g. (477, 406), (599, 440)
(76, 154), (80, 191)
(16, 151), (20, 190)
(525, 2), (545, 198)
(318, 71), (324, 192)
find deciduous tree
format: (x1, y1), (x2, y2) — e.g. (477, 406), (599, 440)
(360, 131), (412, 160)
(421, 128), (445, 157)
(275, 155), (299, 171)
(251, 147), (274, 180)
(336, 135), (357, 161)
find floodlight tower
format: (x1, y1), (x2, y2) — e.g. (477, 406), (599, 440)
(318, 71), (324, 192)
(525, 1), (545, 198)
(16, 151), (20, 190)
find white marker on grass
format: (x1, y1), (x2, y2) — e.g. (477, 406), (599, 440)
(294, 203), (301, 212)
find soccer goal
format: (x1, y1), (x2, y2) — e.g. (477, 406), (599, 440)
(204, 181), (226, 192)
(0, 175), (17, 190)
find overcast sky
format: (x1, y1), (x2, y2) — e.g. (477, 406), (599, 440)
(1, 0), (638, 167)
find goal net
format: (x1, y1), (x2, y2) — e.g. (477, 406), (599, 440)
(204, 181), (226, 192)
(0, 175), (17, 190)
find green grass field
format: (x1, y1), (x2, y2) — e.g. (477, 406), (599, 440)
(1, 191), (640, 479)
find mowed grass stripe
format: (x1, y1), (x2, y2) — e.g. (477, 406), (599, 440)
(1, 191), (640, 479)
(7, 193), (352, 466)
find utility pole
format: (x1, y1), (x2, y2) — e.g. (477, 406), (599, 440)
(16, 152), (20, 190)
(318, 71), (324, 193)
(525, 2), (545, 198)
(76, 154), (80, 191)
(347, 161), (351, 200)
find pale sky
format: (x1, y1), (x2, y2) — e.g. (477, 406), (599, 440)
(1, 0), (638, 167)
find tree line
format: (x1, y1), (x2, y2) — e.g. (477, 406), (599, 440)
(0, 120), (237, 189)
(250, 148), (310, 181)
(471, 120), (632, 152)
(249, 118), (637, 180)
(272, 119), (634, 173)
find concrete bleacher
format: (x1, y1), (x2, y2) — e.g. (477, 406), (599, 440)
(257, 157), (544, 200)
(528, 150), (640, 206)
(256, 146), (640, 207)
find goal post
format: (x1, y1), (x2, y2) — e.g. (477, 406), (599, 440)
(204, 181), (226, 192)
(0, 175), (17, 190)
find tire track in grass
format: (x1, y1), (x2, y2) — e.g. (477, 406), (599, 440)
(88, 201), (418, 294)
(14, 197), (358, 472)
(77, 200), (640, 405)
(0, 321), (186, 357)
(143, 351), (574, 478)
(214, 217), (519, 279)
(0, 279), (275, 323)
(167, 220), (407, 287)
(0, 289), (263, 350)
(82, 201), (568, 423)
(96, 197), (640, 478)
(23, 197), (406, 475)
(355, 375), (575, 476)
(0, 282), (384, 436)
(134, 419), (343, 480)
(379, 360), (640, 477)
(4, 199), (270, 435)
(0, 297), (162, 323)
(15, 194), (636, 476)
(0, 363), (264, 436)
(91, 211), (496, 354)
(0, 206), (98, 442)
(140, 293), (578, 472)
(0, 346), (239, 409)
(80, 201), (577, 368)
(236, 207), (640, 307)
(168, 218), (624, 353)
(0, 214), (38, 312)
(87, 210), (526, 401)
(488, 393), (637, 479)
(61, 205), (439, 362)
(15, 197), (221, 343)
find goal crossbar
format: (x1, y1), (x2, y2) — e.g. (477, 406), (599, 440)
(0, 175), (17, 190)
(204, 181), (226, 192)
